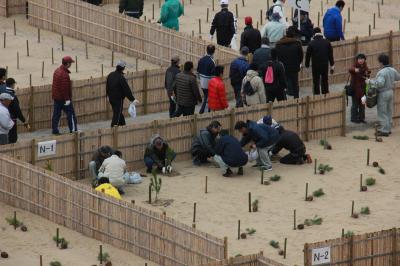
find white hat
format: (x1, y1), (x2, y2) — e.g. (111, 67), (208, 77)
(0, 93), (14, 101)
(220, 0), (229, 5)
(116, 60), (127, 68)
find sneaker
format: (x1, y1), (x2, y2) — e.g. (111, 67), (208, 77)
(237, 167), (244, 176)
(260, 166), (272, 171)
(376, 131), (389, 137)
(223, 168), (234, 177)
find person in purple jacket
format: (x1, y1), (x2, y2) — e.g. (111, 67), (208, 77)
(323, 0), (345, 42)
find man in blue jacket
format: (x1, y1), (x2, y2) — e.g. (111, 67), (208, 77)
(197, 45), (216, 114)
(323, 0), (345, 42)
(235, 120), (279, 171)
(229, 47), (250, 107)
(214, 129), (248, 177)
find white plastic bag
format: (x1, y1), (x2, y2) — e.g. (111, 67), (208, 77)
(246, 149), (258, 162)
(128, 102), (137, 119)
(123, 172), (142, 184)
(361, 95), (366, 105)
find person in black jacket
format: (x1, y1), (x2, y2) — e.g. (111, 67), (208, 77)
(305, 27), (335, 95)
(119, 0), (144, 18)
(2, 78), (29, 143)
(214, 129), (248, 177)
(253, 37), (271, 77)
(265, 48), (287, 102)
(191, 121), (221, 166)
(106, 60), (136, 127)
(275, 26), (304, 98)
(240, 16), (261, 54)
(165, 56), (181, 117)
(210, 0), (235, 47)
(272, 128), (311, 165)
(292, 10), (314, 46)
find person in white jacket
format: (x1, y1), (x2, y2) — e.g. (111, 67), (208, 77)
(271, 0), (288, 27)
(0, 93), (15, 145)
(98, 150), (127, 193)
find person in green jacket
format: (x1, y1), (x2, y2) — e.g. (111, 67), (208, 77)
(119, 0), (144, 19)
(158, 0), (184, 31)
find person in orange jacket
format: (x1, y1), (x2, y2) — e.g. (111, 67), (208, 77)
(208, 65), (229, 111)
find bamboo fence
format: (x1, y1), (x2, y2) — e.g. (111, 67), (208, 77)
(0, 91), (347, 179)
(0, 0), (26, 17)
(200, 252), (288, 266)
(0, 153), (226, 266)
(304, 228), (400, 266)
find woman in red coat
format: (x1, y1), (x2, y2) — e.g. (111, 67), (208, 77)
(208, 65), (229, 111)
(349, 54), (370, 123)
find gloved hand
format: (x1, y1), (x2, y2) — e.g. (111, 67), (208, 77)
(166, 165), (172, 173)
(24, 123), (31, 130)
(361, 95), (367, 105)
(133, 99), (139, 105)
(64, 100), (71, 106)
(162, 167), (166, 174)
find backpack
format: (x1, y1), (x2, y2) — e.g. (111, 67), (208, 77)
(243, 80), (256, 96)
(266, 4), (282, 21)
(264, 63), (274, 84)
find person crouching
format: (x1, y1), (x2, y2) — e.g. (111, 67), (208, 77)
(144, 135), (176, 174)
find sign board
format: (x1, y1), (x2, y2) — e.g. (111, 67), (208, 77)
(312, 246), (331, 265)
(37, 140), (57, 158)
(287, 0), (310, 12)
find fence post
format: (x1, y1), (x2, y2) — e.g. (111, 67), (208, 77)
(192, 114), (198, 137)
(349, 235), (354, 266)
(152, 120), (159, 135)
(229, 108), (235, 135)
(392, 228), (397, 266)
(267, 102), (273, 116)
(354, 36), (359, 56)
(28, 86), (35, 132)
(5, 0), (8, 17)
(305, 96), (310, 141)
(74, 131), (80, 180)
(304, 243), (310, 266)
(341, 90), (347, 136)
(143, 70), (148, 115)
(223, 237), (228, 259)
(388, 31), (393, 65)
(112, 126), (118, 150)
(31, 139), (36, 165)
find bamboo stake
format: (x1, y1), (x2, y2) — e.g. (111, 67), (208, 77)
(40, 255), (43, 266)
(261, 169), (264, 184)
(41, 61), (44, 78)
(205, 176), (208, 193)
(135, 58), (139, 71)
(152, 4), (155, 20)
(343, 19), (346, 34)
(159, 0), (161, 8)
(305, 183), (308, 200)
(377, 3), (380, 18)
(224, 237), (228, 259)
(198, 19), (202, 34)
(148, 184), (152, 204)
(373, 13), (376, 29)
(99, 245), (103, 264)
(260, 9), (263, 25)
(359, 174), (363, 191)
(17, 52), (19, 70)
(284, 238), (287, 259)
(351, 200), (354, 216)
(85, 42), (88, 59)
(61, 35), (64, 51)
(235, 4), (238, 18)
(13, 20), (16, 35)
(193, 202), (196, 223)
(293, 210), (296, 230)
(314, 159), (317, 174)
(37, 28), (40, 43)
(317, 12), (320, 27)
(367, 149), (370, 165)
(3, 32), (6, 48)
(352, 0), (354, 11)
(238, 220), (241, 239)
(111, 51), (114, 67)
(267, 0), (270, 10)
(242, 0), (245, 7)
(25, 40), (29, 57)
(320, 1), (323, 16)
(206, 8), (209, 23)
(56, 228), (59, 247)
(75, 56), (78, 73)
(212, 0), (214, 11)
(101, 64), (104, 77)
(347, 7), (350, 23)
(13, 211), (17, 230)
(342, 228), (345, 237)
(51, 48), (54, 64)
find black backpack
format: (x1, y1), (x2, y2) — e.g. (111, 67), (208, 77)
(266, 4), (282, 21)
(243, 80), (256, 96)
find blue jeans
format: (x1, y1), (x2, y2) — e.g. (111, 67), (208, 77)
(199, 89), (209, 114)
(52, 100), (78, 134)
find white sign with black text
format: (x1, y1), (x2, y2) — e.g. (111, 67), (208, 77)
(37, 140), (57, 157)
(287, 0), (310, 12)
(312, 246), (331, 265)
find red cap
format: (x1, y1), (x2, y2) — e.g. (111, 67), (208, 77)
(245, 16), (252, 25)
(62, 56), (75, 63)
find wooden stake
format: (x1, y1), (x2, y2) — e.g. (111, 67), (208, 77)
(198, 19), (202, 34)
(152, 4), (155, 20)
(351, 200), (354, 216)
(373, 13), (376, 29)
(352, 0), (355, 11)
(359, 174), (363, 191)
(305, 183), (308, 200)
(377, 3), (380, 18)
(13, 20), (16, 35)
(13, 211), (17, 230)
(85, 42), (88, 59)
(17, 52), (19, 70)
(284, 238), (287, 259)
(235, 4), (238, 18)
(237, 220), (241, 240)
(206, 8), (209, 23)
(3, 32), (6, 48)
(314, 159), (317, 174)
(293, 210), (296, 230)
(51, 48), (54, 64)
(61, 35), (64, 51)
(99, 245), (103, 264)
(101, 64), (104, 77)
(267, 0), (270, 10)
(212, 0), (214, 11)
(320, 1), (323, 16)
(260, 9), (263, 25)
(248, 192), (251, 213)
(317, 12), (320, 27)
(148, 184), (152, 204)
(193, 202), (196, 223)
(37, 28), (40, 43)
(348, 7), (350, 23)
(261, 169), (264, 184)
(224, 237), (228, 259)
(205, 176), (208, 193)
(56, 228), (59, 247)
(26, 40), (29, 56)
(5, 66), (8, 78)
(111, 51), (114, 67)
(135, 58), (139, 71)
(367, 149), (370, 165)
(75, 56), (78, 73)
(29, 74), (32, 87)
(40, 255), (43, 266)
(159, 0), (161, 8)
(343, 19), (346, 34)
(41, 61), (44, 78)
(242, 0), (245, 7)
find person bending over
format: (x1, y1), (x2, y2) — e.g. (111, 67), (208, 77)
(98, 150), (127, 194)
(272, 129), (312, 165)
(144, 135), (176, 174)
(89, 146), (114, 186)
(191, 121), (221, 166)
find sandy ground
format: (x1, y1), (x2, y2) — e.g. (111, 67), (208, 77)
(90, 127), (400, 265)
(105, 0), (399, 50)
(0, 203), (158, 266)
(0, 15), (159, 88)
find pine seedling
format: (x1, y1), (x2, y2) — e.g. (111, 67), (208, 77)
(49, 261), (62, 266)
(365, 177), (376, 186)
(98, 252), (110, 263)
(319, 139), (332, 149)
(270, 175), (281, 182)
(353, 135), (369, 140)
(269, 240), (280, 249)
(150, 169), (162, 201)
(304, 215), (323, 226)
(318, 164), (333, 174)
(52, 236), (69, 248)
(165, 148), (175, 167)
(313, 188), (325, 197)
(245, 228), (256, 235)
(5, 216), (22, 228)
(360, 207), (370, 215)
(378, 167), (385, 175)
(252, 199), (259, 212)
(344, 230), (354, 237)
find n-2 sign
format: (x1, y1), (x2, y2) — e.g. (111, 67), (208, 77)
(37, 140), (57, 157)
(312, 246), (331, 265)
(287, 0), (310, 12)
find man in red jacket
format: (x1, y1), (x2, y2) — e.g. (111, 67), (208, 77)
(51, 56), (78, 135)
(208, 65), (228, 111)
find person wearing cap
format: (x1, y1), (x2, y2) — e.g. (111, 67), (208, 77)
(191, 121), (221, 166)
(119, 0), (144, 19)
(0, 93), (15, 145)
(51, 56), (78, 135)
(349, 54), (370, 124)
(106, 60), (137, 127)
(240, 17), (261, 54)
(173, 61), (202, 117)
(305, 27), (335, 95)
(275, 26), (304, 99)
(269, 0), (288, 26)
(197, 45), (216, 114)
(144, 134), (176, 173)
(292, 10), (314, 46)
(0, 78), (29, 143)
(323, 0), (345, 42)
(208, 65), (228, 112)
(229, 47), (250, 107)
(261, 13), (286, 48)
(210, 0), (235, 47)
(159, 0), (184, 31)
(89, 145), (114, 187)
(165, 56), (181, 118)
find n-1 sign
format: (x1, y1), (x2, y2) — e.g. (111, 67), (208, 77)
(312, 246), (331, 265)
(37, 140), (57, 157)
(287, 0), (310, 12)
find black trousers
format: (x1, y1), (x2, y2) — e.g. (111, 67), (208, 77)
(267, 89), (287, 103)
(286, 71), (300, 98)
(312, 67), (329, 95)
(280, 147), (306, 165)
(8, 123), (18, 144)
(110, 100), (125, 127)
(351, 96), (365, 122)
(169, 97), (177, 118)
(174, 105), (195, 117)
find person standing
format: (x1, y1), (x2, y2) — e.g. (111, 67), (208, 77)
(305, 27), (335, 95)
(173, 61), (202, 117)
(252, 38), (271, 77)
(265, 48), (288, 102)
(323, 0), (345, 42)
(210, 0), (235, 47)
(159, 0), (184, 31)
(349, 54), (370, 123)
(292, 10), (314, 46)
(367, 54), (400, 136)
(275, 26), (303, 98)
(106, 60), (137, 127)
(268, 0), (288, 26)
(51, 56), (78, 135)
(229, 47), (250, 107)
(197, 45), (216, 114)
(119, 0), (144, 18)
(241, 63), (266, 106)
(2, 78), (29, 143)
(165, 56), (181, 118)
(261, 13), (286, 48)
(0, 93), (15, 145)
(240, 16), (261, 54)
(208, 65), (228, 112)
